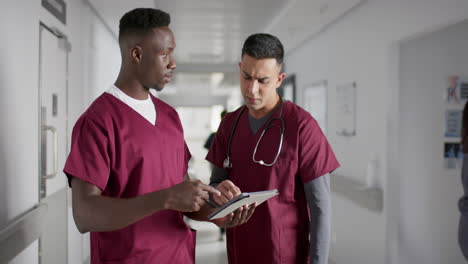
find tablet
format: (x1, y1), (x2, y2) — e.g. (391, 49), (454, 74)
(207, 189), (279, 220)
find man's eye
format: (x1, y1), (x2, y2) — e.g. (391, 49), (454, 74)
(244, 76), (251, 80)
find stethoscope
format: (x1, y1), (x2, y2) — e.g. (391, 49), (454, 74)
(223, 99), (285, 169)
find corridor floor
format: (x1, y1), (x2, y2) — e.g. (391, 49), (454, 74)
(189, 219), (228, 264)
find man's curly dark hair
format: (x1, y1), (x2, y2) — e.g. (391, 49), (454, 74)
(118, 8), (171, 42)
(241, 33), (284, 65)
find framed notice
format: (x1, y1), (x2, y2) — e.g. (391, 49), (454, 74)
(336, 82), (356, 136)
(460, 82), (468, 101)
(445, 110), (462, 137)
(446, 75), (468, 103)
(303, 80), (327, 134)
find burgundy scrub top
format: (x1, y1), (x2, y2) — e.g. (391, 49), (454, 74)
(64, 93), (195, 264)
(206, 101), (339, 264)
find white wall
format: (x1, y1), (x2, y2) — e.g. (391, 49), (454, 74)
(399, 19), (468, 264)
(86, 13), (120, 105)
(285, 0), (468, 263)
(0, 0), (39, 229)
(0, 0), (91, 263)
(0, 0), (43, 262)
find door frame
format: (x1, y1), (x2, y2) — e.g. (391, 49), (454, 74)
(37, 21), (71, 264)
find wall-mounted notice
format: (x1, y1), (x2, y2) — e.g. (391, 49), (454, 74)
(444, 142), (463, 169)
(447, 75), (461, 104)
(460, 81), (468, 101)
(336, 82), (356, 136)
(303, 80), (327, 134)
(445, 110), (462, 137)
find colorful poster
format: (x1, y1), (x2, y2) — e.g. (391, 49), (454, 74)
(447, 75), (461, 104)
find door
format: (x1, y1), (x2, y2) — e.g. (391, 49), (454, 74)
(38, 22), (70, 264)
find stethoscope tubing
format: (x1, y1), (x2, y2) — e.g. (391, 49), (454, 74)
(224, 99), (285, 169)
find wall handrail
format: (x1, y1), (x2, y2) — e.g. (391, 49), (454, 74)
(331, 173), (383, 212)
(0, 203), (48, 263)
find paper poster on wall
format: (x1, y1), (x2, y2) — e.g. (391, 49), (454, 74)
(447, 75), (461, 104)
(445, 110), (462, 137)
(444, 142), (463, 169)
(446, 75), (468, 103)
(336, 82), (356, 136)
(460, 81), (468, 101)
(303, 80), (327, 133)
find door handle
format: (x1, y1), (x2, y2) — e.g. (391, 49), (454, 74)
(42, 125), (58, 180)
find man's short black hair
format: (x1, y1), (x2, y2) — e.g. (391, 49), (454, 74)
(119, 8), (170, 42)
(241, 33), (284, 65)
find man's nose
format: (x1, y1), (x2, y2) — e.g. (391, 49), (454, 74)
(168, 55), (176, 70)
(247, 80), (259, 95)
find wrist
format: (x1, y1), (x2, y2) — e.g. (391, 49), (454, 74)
(156, 188), (173, 211)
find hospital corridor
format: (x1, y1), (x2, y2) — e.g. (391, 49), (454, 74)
(2, 0), (468, 263)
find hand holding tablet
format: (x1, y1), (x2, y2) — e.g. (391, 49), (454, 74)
(208, 189), (279, 220)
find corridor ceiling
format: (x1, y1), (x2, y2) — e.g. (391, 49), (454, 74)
(88, 0), (364, 72)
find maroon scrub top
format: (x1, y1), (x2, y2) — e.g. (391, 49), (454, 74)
(64, 93), (195, 264)
(206, 101), (339, 264)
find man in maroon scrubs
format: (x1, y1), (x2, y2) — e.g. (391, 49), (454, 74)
(207, 34), (340, 264)
(64, 8), (227, 264)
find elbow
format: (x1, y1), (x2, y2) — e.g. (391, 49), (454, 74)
(74, 217), (90, 234)
(75, 222), (89, 234)
(77, 227), (88, 234)
(72, 209), (91, 234)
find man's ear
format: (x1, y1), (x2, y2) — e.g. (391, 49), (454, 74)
(277, 72), (286, 87)
(130, 45), (143, 64)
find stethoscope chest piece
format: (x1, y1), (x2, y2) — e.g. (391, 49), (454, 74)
(223, 157), (232, 169)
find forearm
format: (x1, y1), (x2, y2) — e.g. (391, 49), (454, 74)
(73, 189), (168, 233)
(71, 174), (220, 233)
(305, 174), (331, 264)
